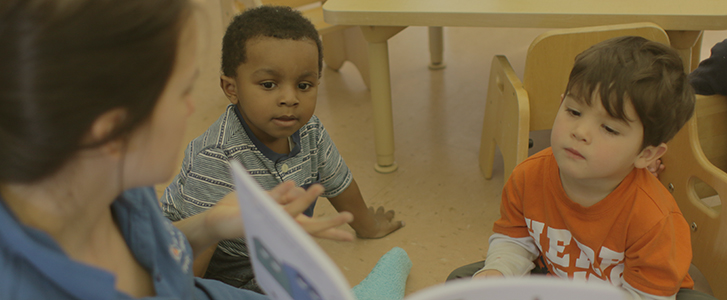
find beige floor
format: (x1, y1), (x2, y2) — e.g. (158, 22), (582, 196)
(160, 0), (727, 296)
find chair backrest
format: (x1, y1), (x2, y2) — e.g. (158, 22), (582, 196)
(659, 94), (727, 299)
(523, 23), (671, 131)
(404, 277), (625, 300)
(226, 0), (335, 33)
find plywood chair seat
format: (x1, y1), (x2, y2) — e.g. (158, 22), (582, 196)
(659, 94), (727, 299)
(479, 22), (671, 181)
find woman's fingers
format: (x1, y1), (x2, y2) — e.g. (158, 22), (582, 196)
(268, 181), (297, 205)
(295, 211), (354, 241)
(280, 184), (324, 217)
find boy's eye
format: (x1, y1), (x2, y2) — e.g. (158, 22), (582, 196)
(603, 125), (620, 135)
(298, 82), (312, 90)
(566, 108), (581, 116)
(260, 82), (276, 89)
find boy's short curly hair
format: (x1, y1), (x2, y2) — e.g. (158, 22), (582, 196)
(221, 5), (322, 77)
(564, 36), (695, 150)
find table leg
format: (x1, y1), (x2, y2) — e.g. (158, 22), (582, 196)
(428, 26), (446, 70)
(666, 30), (704, 72)
(359, 26), (406, 173)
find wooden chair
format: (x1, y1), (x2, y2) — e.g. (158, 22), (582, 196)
(478, 23), (671, 181)
(659, 94), (727, 299)
(219, 0), (446, 89)
(404, 277), (625, 300)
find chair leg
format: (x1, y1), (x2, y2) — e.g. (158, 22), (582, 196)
(479, 124), (498, 180)
(219, 0), (236, 28)
(428, 26), (445, 70)
(479, 65), (503, 180)
(322, 30), (347, 71)
(342, 26), (370, 89)
(322, 27), (371, 89)
(480, 56), (530, 181)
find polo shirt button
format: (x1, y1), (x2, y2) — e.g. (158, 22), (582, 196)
(281, 164), (289, 173)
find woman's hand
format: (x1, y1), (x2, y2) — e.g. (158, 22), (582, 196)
(203, 181), (354, 242)
(272, 182), (354, 241)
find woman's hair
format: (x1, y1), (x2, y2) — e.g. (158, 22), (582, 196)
(0, 0), (191, 183)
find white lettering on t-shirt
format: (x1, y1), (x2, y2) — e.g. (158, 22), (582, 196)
(525, 218), (624, 284)
(545, 227), (572, 267)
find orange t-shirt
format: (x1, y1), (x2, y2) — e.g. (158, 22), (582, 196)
(493, 148), (694, 296)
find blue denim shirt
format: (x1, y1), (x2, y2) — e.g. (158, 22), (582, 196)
(0, 187), (266, 300)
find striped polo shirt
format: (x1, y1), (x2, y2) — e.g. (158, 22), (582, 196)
(162, 104), (352, 257)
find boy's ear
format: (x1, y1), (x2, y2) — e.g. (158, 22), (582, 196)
(634, 143), (668, 169)
(220, 75), (239, 105)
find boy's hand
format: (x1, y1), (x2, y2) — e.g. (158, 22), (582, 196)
(473, 269), (504, 279)
(355, 206), (405, 239)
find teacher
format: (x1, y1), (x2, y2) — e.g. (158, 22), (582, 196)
(0, 0), (352, 299)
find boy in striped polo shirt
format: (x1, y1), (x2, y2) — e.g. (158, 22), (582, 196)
(161, 6), (404, 293)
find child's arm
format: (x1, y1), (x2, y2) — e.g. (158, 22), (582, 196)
(473, 233), (539, 278)
(175, 182), (355, 258)
(327, 178), (404, 239)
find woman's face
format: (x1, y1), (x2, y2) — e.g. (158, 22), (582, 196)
(122, 18), (198, 189)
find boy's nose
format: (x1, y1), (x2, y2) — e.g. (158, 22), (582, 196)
(278, 87), (299, 107)
(571, 123), (590, 143)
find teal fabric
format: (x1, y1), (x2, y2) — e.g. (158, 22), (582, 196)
(352, 247), (412, 300)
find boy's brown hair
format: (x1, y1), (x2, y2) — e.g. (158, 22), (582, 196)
(564, 36), (695, 149)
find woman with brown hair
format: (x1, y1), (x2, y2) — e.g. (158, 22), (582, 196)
(0, 0), (352, 299)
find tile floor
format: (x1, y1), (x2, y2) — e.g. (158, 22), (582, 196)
(158, 0), (727, 296)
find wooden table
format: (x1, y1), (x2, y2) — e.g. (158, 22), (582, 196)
(323, 0), (727, 173)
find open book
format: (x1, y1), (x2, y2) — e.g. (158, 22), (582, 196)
(231, 160), (356, 300)
(230, 160), (625, 300)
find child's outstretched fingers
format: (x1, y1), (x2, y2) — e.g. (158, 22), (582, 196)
(296, 212), (355, 242)
(270, 182), (354, 241)
(358, 206), (405, 239)
(275, 182), (323, 217)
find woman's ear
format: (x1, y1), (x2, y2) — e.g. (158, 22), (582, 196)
(634, 143), (668, 169)
(88, 108), (127, 158)
(220, 75), (238, 105)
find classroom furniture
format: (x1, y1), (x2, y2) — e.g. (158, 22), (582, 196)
(659, 94), (727, 299)
(322, 0), (727, 173)
(479, 23), (670, 181)
(219, 0), (445, 90)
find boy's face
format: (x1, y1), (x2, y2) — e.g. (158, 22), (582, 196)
(550, 92), (648, 184)
(222, 36), (319, 151)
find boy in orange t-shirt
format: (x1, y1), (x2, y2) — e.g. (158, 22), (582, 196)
(449, 37), (714, 299)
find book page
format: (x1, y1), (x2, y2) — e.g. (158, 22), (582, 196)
(230, 160), (356, 300)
